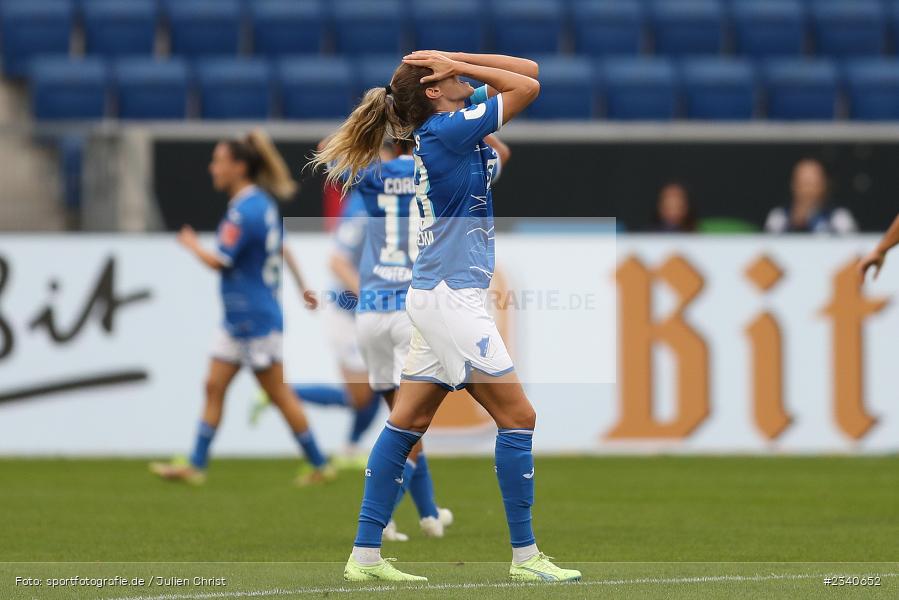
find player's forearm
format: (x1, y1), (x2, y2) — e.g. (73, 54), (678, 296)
(876, 214), (899, 254)
(329, 254), (360, 296)
(192, 245), (225, 270)
(448, 53), (538, 79)
(453, 62), (539, 120)
(282, 246), (309, 292)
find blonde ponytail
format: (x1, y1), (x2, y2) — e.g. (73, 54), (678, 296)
(245, 129), (298, 201)
(309, 87), (409, 195)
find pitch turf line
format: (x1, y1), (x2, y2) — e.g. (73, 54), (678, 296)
(105, 572), (899, 600)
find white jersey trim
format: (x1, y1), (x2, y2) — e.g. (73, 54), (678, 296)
(496, 93), (504, 132)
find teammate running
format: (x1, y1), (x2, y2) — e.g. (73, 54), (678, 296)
(151, 130), (334, 487)
(312, 51), (581, 583)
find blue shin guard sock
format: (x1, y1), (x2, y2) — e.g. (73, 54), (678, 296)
(355, 423), (421, 548)
(495, 429), (536, 548)
(292, 385), (349, 407)
(295, 429), (327, 468)
(409, 453), (439, 519)
(349, 392), (382, 445)
(392, 459), (416, 513)
(188, 421), (216, 470)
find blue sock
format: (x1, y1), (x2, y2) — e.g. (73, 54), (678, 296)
(355, 422), (421, 548)
(409, 454), (439, 519)
(189, 421), (216, 470)
(293, 385), (349, 407)
(295, 429), (327, 468)
(349, 392), (382, 445)
(392, 459), (416, 514)
(495, 429), (536, 548)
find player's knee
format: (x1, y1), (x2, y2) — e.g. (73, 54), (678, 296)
(204, 378), (227, 401)
(511, 405), (537, 430)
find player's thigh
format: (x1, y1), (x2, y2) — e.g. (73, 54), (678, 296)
(466, 370), (536, 430)
(389, 380), (449, 432)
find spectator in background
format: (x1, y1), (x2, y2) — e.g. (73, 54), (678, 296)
(650, 182), (697, 232)
(764, 159), (857, 234)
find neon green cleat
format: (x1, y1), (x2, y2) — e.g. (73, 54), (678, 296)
(294, 463), (337, 487)
(343, 555), (427, 582)
(248, 390), (271, 427)
(509, 553), (582, 583)
(149, 456), (206, 485)
(329, 452), (369, 472)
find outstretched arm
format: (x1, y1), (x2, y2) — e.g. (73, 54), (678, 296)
(330, 252), (360, 297)
(178, 225), (225, 270)
(283, 245), (319, 309)
(859, 214), (899, 281)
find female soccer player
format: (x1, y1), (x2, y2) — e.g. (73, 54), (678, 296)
(312, 51), (581, 583)
(151, 130), (334, 486)
(859, 213), (899, 280)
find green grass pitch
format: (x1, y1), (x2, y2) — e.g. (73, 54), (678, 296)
(0, 456), (897, 599)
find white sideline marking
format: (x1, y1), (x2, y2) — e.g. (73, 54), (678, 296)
(106, 572), (899, 600)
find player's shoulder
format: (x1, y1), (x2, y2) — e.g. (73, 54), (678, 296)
(384, 156), (415, 177)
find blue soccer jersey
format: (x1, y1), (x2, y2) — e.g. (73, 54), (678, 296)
(354, 155), (417, 312)
(214, 185), (283, 338)
(412, 93), (503, 290)
(331, 188), (367, 311)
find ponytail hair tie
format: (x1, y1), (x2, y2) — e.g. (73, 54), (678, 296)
(384, 84), (392, 95)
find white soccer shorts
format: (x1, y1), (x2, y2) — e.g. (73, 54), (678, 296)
(323, 303), (367, 373)
(210, 328), (283, 371)
(402, 281), (514, 390)
(356, 310), (413, 392)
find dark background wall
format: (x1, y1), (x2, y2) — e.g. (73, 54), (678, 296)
(154, 140), (899, 232)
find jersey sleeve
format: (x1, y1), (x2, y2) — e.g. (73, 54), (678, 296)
(215, 205), (253, 267)
(433, 94), (504, 154)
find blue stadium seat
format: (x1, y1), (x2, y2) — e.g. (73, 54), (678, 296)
(763, 59), (838, 120)
(845, 59), (899, 121)
(571, 0), (645, 56)
(681, 58), (756, 120)
(333, 0), (405, 55)
(491, 0), (564, 55)
(113, 58), (190, 119)
(196, 59), (272, 119)
(249, 0), (324, 56)
(167, 0), (242, 57)
(278, 57), (354, 119)
(731, 0), (805, 58)
(1, 0), (73, 77)
(649, 0), (724, 57)
(810, 0), (885, 58)
(527, 57), (595, 119)
(356, 56), (400, 98)
(412, 0), (485, 54)
(82, 0), (157, 57)
(30, 57), (108, 120)
(600, 57), (678, 120)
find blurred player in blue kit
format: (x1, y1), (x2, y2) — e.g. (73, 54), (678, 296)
(151, 130), (334, 486)
(313, 51), (581, 583)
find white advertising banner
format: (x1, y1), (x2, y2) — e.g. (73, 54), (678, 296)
(0, 234), (896, 455)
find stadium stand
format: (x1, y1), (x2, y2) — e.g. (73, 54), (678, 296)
(681, 57), (756, 120)
(278, 56), (354, 119)
(249, 0), (324, 56)
(82, 0), (157, 57)
(763, 58), (839, 121)
(844, 58), (899, 121)
(113, 57), (190, 120)
(6, 0), (899, 121)
(600, 57), (678, 120)
(30, 56), (108, 120)
(196, 58), (272, 119)
(571, 0), (645, 57)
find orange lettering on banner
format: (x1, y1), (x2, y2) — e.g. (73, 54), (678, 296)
(607, 255), (709, 439)
(744, 256), (792, 439)
(821, 259), (888, 439)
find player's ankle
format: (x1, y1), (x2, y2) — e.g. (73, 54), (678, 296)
(512, 543), (539, 565)
(351, 546), (381, 566)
